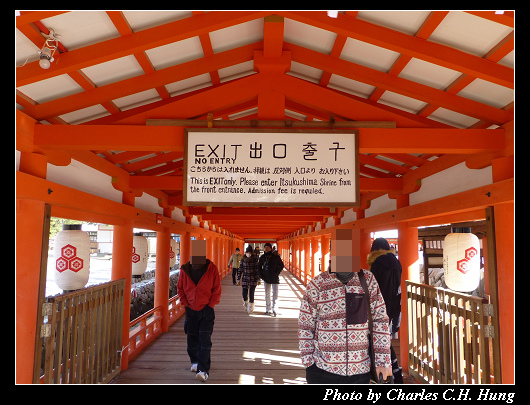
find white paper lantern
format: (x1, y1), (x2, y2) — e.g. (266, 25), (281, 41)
(170, 238), (178, 268)
(132, 234), (148, 277)
(443, 228), (480, 292)
(54, 224), (91, 291)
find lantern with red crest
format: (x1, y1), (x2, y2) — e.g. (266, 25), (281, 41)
(54, 224), (91, 292)
(443, 227), (480, 292)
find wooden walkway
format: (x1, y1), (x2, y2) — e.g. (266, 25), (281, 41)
(115, 270), (308, 384)
(114, 269), (407, 384)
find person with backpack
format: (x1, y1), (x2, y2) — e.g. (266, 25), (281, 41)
(258, 243), (284, 317)
(298, 229), (392, 384)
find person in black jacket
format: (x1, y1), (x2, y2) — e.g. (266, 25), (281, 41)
(367, 237), (404, 384)
(258, 243), (284, 316)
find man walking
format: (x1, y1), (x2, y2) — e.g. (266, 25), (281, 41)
(258, 243), (284, 316)
(227, 247), (243, 286)
(177, 239), (222, 382)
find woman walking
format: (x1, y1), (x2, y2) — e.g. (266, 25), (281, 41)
(237, 245), (260, 314)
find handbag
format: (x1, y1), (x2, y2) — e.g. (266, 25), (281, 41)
(358, 270), (394, 384)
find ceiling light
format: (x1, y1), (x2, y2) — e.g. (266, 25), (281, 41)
(37, 29), (61, 70)
(494, 10), (505, 14)
(327, 11), (339, 18)
(39, 46), (53, 69)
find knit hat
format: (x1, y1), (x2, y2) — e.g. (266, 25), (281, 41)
(245, 245), (253, 253)
(264, 243), (273, 248)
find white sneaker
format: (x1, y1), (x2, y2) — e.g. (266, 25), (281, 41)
(243, 299), (248, 311)
(196, 371), (209, 382)
(248, 303), (255, 314)
(190, 363), (198, 372)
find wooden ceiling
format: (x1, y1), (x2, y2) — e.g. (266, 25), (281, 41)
(16, 11), (514, 239)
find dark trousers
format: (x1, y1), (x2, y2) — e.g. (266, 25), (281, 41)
(390, 344), (404, 383)
(232, 267), (238, 284)
(306, 364), (370, 384)
(242, 285), (257, 303)
(184, 305), (215, 374)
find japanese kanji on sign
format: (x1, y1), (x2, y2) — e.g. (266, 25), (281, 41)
(183, 129), (359, 207)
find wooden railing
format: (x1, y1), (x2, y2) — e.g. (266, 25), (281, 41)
(406, 281), (500, 384)
(127, 306), (163, 361)
(127, 294), (185, 361)
(34, 279), (125, 384)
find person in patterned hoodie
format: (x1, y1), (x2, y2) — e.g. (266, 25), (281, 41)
(298, 229), (392, 384)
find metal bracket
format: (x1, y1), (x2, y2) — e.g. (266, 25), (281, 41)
(483, 303), (495, 317)
(42, 302), (53, 317)
(40, 324), (51, 338)
(484, 325), (495, 339)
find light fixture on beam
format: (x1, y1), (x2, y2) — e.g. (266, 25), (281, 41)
(38, 29), (61, 70)
(327, 11), (339, 18)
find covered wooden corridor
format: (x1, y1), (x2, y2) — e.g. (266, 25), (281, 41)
(16, 10), (513, 384)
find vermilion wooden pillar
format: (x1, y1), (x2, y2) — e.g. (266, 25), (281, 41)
(180, 231), (191, 265)
(396, 194), (419, 374)
(155, 207), (172, 333)
(311, 236), (319, 280)
(492, 155), (514, 383)
(295, 238), (301, 279)
(111, 214), (133, 370)
(16, 152), (48, 383)
(206, 234), (213, 262)
(356, 209), (372, 269)
(213, 236), (220, 269)
(222, 238), (228, 277)
(304, 236), (311, 285)
(320, 234), (331, 273)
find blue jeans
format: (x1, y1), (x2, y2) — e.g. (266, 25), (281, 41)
(184, 305), (215, 373)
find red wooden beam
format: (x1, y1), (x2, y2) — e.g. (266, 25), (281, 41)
(29, 42), (262, 121)
(122, 152), (183, 173)
(263, 15), (285, 58)
(199, 215), (325, 222)
(278, 11), (513, 89)
(189, 207), (331, 216)
(464, 11), (514, 28)
(275, 74), (448, 128)
(34, 125), (185, 151)
(359, 128), (505, 154)
(284, 42), (511, 125)
(359, 177), (403, 191)
(129, 176), (183, 190)
(33, 124), (505, 154)
(16, 11), (269, 87)
(96, 73), (269, 125)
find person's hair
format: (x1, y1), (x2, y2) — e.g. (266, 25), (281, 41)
(370, 237), (390, 252)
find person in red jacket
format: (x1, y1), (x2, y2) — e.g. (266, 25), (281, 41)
(177, 239), (222, 382)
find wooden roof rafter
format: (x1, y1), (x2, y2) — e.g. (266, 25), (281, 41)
(16, 10), (513, 240)
(277, 11), (513, 89)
